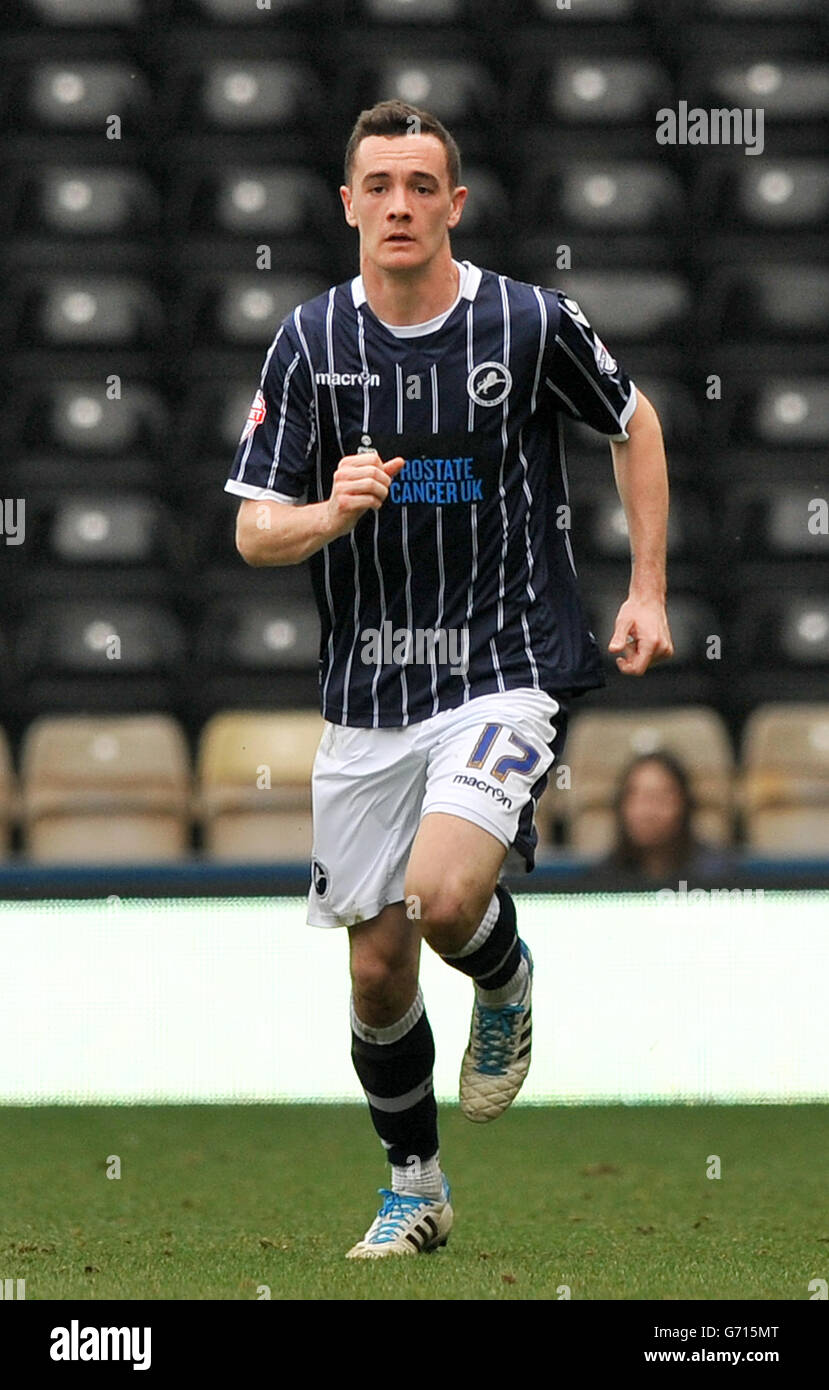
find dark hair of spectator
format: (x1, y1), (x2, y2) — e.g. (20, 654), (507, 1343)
(608, 751), (697, 873)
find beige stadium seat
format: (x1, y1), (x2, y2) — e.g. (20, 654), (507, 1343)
(197, 710), (324, 861)
(0, 727), (16, 858)
(537, 706), (735, 854)
(21, 714), (191, 862)
(740, 703), (829, 856)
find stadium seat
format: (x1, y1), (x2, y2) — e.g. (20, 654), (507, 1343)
(723, 484), (829, 558)
(553, 272), (691, 343)
(193, 61), (322, 131)
(365, 58), (496, 126)
(20, 714), (191, 863)
(197, 710), (323, 861)
(187, 167), (334, 238)
(26, 63), (152, 130)
(15, 276), (162, 349)
(23, 0), (139, 21)
(16, 601), (186, 717)
(700, 0), (822, 15)
(189, 0), (316, 17)
(730, 589), (829, 710)
(571, 484), (708, 563)
(739, 703), (829, 855)
(180, 380), (259, 456)
(706, 264), (829, 342)
(193, 594), (320, 718)
(362, 0), (463, 20)
(700, 59), (829, 121)
(535, 0), (636, 16)
(188, 274), (328, 348)
(724, 162), (829, 232)
(19, 381), (167, 455)
(197, 597), (319, 672)
(45, 495), (176, 567)
(0, 727), (15, 860)
(543, 161), (684, 231)
(750, 379), (829, 448)
(17, 167), (158, 237)
(540, 707), (735, 853)
(546, 58), (669, 124)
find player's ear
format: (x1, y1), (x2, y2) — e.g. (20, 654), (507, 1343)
(447, 185), (468, 229)
(340, 185), (358, 228)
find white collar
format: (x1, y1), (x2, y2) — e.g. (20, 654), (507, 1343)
(350, 259), (482, 312)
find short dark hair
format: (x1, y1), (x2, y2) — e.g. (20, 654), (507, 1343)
(344, 99), (461, 190)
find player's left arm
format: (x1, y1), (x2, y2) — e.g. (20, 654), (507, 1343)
(607, 390), (674, 676)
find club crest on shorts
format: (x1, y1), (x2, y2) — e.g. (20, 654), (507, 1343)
(312, 858), (330, 898)
(239, 388), (266, 443)
(467, 361), (512, 408)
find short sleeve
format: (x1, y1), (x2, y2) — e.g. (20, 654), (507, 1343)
(225, 314), (316, 504)
(542, 291), (638, 441)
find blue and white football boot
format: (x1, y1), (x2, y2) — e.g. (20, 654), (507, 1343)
(346, 1177), (453, 1259)
(460, 941), (533, 1122)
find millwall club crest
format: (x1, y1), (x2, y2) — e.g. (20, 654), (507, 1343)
(239, 388), (267, 443)
(466, 361), (512, 408)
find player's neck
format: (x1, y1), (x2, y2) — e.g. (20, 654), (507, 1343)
(360, 252), (460, 327)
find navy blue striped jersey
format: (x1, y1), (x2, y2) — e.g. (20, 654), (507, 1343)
(225, 260), (637, 727)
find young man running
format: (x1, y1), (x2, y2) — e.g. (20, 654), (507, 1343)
(227, 100), (673, 1258)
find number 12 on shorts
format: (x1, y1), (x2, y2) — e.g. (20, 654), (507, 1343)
(467, 723), (540, 783)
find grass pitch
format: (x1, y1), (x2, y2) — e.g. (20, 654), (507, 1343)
(2, 1103), (825, 1300)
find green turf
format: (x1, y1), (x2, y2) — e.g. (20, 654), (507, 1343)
(1, 1104), (826, 1300)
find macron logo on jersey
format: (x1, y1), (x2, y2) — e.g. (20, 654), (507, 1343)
(315, 370), (380, 387)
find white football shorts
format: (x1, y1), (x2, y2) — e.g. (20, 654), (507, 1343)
(307, 687), (569, 928)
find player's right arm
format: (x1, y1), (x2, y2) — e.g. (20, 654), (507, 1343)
(235, 450), (405, 567)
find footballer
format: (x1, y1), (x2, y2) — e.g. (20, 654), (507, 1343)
(226, 100), (673, 1258)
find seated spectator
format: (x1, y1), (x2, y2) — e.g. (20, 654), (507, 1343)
(593, 751), (732, 888)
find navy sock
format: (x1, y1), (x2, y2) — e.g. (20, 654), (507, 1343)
(350, 988), (439, 1169)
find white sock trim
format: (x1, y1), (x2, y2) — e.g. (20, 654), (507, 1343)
(350, 987), (424, 1045)
(442, 892), (499, 960)
(476, 954), (529, 1006)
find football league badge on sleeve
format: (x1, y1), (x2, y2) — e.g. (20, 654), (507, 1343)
(240, 388), (267, 442)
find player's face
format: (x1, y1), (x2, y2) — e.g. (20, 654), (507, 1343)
(340, 134), (466, 272)
(620, 762), (686, 850)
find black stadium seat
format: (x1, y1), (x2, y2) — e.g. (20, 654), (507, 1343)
(25, 63), (152, 130)
(554, 271), (691, 343)
(700, 0), (823, 15)
(22, 0), (139, 24)
(362, 0), (463, 21)
(706, 264), (829, 342)
(16, 601), (186, 719)
(189, 167), (335, 238)
(192, 61), (323, 131)
(546, 58), (669, 125)
(14, 276), (162, 349)
(15, 380), (168, 455)
(723, 484), (829, 560)
(25, 167), (159, 238)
